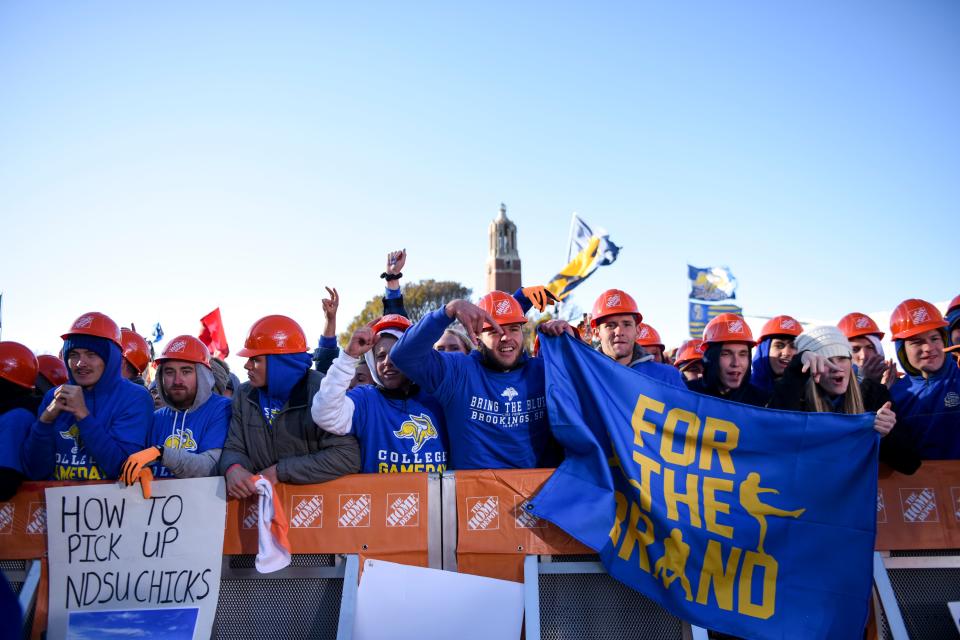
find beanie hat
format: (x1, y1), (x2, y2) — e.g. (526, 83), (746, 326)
(61, 335), (112, 370)
(794, 326), (852, 359)
(208, 358), (230, 396)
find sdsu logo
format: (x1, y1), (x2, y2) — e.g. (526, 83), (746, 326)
(501, 387), (519, 402)
(728, 319), (745, 334)
(164, 428), (198, 451)
(495, 300), (512, 316)
(910, 306), (930, 325)
(74, 316), (95, 329)
(855, 317), (870, 329)
(394, 413), (439, 454)
(59, 424), (83, 454)
(946, 392), (960, 409)
(167, 339), (188, 353)
(605, 293), (621, 308)
(780, 318), (797, 330)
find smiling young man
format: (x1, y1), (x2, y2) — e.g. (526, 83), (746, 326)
(591, 289), (684, 387)
(750, 315), (802, 396)
(837, 311), (896, 387)
(888, 298), (960, 459)
(119, 335), (231, 488)
(390, 289), (573, 469)
(686, 312), (769, 407)
(20, 312), (153, 481)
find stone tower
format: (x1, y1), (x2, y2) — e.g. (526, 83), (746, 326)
(486, 203), (522, 293)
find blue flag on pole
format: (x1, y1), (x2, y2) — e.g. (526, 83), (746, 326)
(689, 265), (738, 301)
(528, 335), (878, 639)
(689, 302), (743, 339)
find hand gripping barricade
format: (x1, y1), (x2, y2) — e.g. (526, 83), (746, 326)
(1, 465), (955, 639)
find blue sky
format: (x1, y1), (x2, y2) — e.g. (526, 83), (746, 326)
(2, 2), (957, 369)
(67, 608), (197, 640)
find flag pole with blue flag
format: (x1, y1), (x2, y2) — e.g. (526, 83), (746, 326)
(527, 334), (878, 639)
(546, 213), (621, 302)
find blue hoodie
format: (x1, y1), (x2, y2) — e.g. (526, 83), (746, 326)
(891, 341), (960, 459)
(0, 409), (32, 472)
(391, 308), (558, 470)
(149, 364), (231, 478)
(259, 353), (313, 425)
(751, 338), (778, 396)
(20, 337), (153, 480)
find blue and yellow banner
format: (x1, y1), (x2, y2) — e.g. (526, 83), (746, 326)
(545, 214), (620, 301)
(689, 302), (743, 338)
(529, 335), (878, 639)
(689, 265), (738, 301)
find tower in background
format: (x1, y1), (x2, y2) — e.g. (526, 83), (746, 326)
(486, 203), (522, 293)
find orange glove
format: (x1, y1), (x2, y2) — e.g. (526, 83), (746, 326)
(137, 467), (154, 499)
(522, 286), (559, 312)
(121, 446), (162, 493)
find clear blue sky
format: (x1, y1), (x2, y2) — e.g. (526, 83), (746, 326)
(2, 2), (957, 371)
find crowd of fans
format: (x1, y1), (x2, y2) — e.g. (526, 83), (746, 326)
(0, 249), (957, 501)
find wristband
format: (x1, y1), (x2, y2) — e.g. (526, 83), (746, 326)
(380, 272), (402, 281)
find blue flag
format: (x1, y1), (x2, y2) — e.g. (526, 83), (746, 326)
(546, 214), (621, 301)
(528, 335), (878, 639)
(689, 265), (738, 301)
(689, 302), (743, 339)
(152, 322), (164, 344)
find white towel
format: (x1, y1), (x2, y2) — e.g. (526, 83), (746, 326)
(255, 476), (292, 573)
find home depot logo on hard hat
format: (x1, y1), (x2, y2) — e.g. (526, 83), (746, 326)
(728, 319), (745, 334)
(495, 300), (513, 316)
(74, 316), (94, 329)
(606, 293), (621, 308)
(638, 326), (651, 339)
(855, 317), (871, 329)
(168, 339), (187, 352)
(910, 306), (931, 326)
(780, 318), (798, 331)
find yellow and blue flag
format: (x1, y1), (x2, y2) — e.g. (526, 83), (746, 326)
(689, 302), (742, 338)
(545, 214), (620, 301)
(527, 335), (877, 639)
(689, 265), (738, 301)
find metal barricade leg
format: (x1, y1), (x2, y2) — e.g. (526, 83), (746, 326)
(17, 559), (41, 636)
(873, 552), (909, 640)
(524, 555), (541, 640)
(336, 554), (360, 640)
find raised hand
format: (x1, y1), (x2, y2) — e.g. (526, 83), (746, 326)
(444, 299), (502, 347)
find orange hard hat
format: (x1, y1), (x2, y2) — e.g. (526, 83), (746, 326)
(371, 314), (413, 334)
(758, 315), (803, 342)
(635, 323), (664, 349)
(478, 291), (527, 328)
(61, 311), (122, 347)
(120, 328), (151, 374)
(156, 335), (211, 367)
(237, 315), (308, 357)
(837, 312), (885, 340)
(674, 339), (706, 367)
(889, 299), (947, 341)
(37, 354), (69, 387)
(948, 294), (960, 315)
(702, 313), (756, 346)
(0, 341), (38, 389)
(591, 289), (641, 327)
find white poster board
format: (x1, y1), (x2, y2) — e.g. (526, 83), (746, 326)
(44, 477), (227, 640)
(354, 559), (524, 640)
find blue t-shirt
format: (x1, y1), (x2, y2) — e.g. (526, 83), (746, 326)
(391, 308), (557, 470)
(347, 385), (448, 473)
(149, 394), (231, 478)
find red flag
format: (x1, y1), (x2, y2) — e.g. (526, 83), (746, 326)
(199, 307), (230, 359)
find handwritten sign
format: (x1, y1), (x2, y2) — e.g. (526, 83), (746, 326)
(45, 478), (226, 640)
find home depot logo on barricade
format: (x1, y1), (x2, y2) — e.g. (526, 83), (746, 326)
(339, 494), (371, 527)
(900, 487), (939, 523)
(386, 493), (419, 528)
(290, 495), (323, 529)
(241, 500), (259, 529)
(26, 502), (46, 535)
(466, 496), (499, 531)
(0, 503), (13, 534)
(514, 496), (545, 529)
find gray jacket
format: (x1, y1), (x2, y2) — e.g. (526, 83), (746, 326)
(218, 369), (361, 483)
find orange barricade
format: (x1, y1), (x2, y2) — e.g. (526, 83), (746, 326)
(454, 469), (591, 582)
(0, 474), (430, 569)
(876, 460), (960, 550)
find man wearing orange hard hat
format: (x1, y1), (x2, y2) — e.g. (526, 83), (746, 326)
(0, 341), (40, 499)
(120, 327), (152, 386)
(888, 298), (960, 459)
(750, 315), (802, 396)
(590, 289), (684, 387)
(635, 322), (666, 364)
(219, 315), (360, 498)
(390, 286), (571, 469)
(673, 339), (706, 382)
(119, 335), (232, 495)
(21, 312), (153, 481)
(837, 312), (896, 387)
(686, 312), (768, 407)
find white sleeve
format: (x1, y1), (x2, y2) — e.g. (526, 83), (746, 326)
(310, 352), (359, 435)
